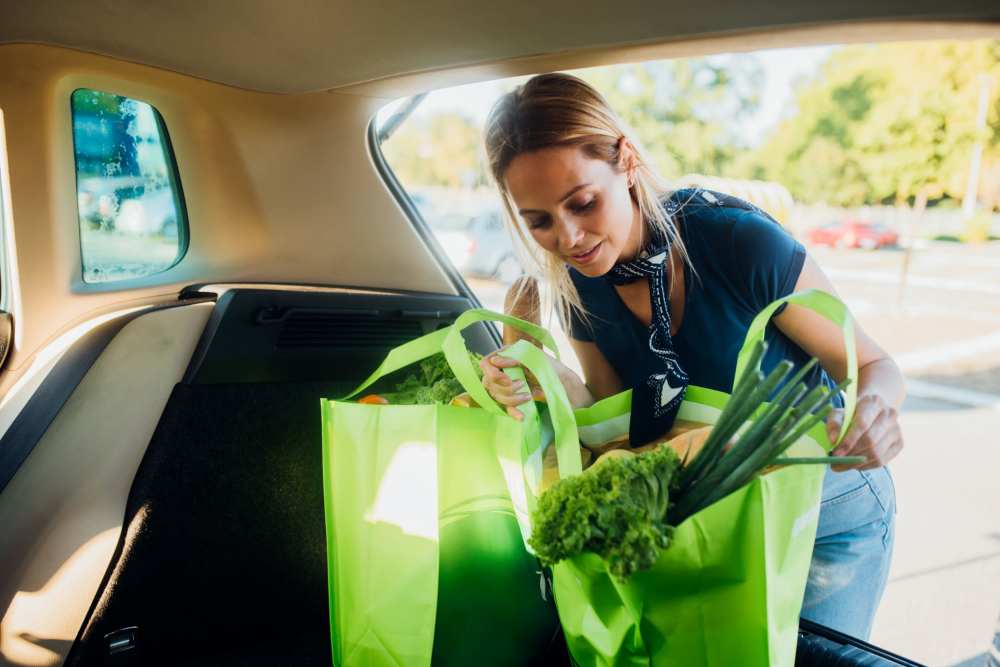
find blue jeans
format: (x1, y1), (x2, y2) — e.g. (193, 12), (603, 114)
(800, 466), (897, 640)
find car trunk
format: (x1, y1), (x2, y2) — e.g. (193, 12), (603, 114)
(61, 284), (923, 667)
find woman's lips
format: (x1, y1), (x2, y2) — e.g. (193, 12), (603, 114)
(570, 242), (602, 265)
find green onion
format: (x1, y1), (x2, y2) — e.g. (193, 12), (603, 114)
(771, 456), (866, 466)
(670, 360), (854, 523)
(678, 349), (792, 494)
(676, 341), (767, 489)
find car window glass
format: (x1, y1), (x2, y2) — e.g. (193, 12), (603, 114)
(376, 38), (1000, 665)
(71, 89), (187, 283)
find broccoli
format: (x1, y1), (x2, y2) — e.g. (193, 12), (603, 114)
(528, 445), (680, 581)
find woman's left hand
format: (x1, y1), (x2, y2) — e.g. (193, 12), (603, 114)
(825, 394), (904, 471)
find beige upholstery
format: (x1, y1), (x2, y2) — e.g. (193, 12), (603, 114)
(0, 43), (455, 398)
(0, 302), (212, 667)
(1, 2), (998, 93)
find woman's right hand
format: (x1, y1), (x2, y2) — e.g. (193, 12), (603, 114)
(480, 348), (545, 421)
(480, 347), (593, 420)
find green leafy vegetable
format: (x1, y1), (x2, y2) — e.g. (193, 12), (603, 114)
(530, 340), (857, 581)
(387, 352), (482, 405)
(528, 445), (680, 580)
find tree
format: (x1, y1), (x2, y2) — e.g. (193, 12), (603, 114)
(380, 59), (763, 192)
(748, 40), (1000, 208)
(381, 112), (484, 188)
(576, 58), (763, 179)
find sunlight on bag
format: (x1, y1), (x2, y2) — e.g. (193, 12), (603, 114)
(514, 289), (858, 667)
(320, 311), (565, 667)
(364, 441), (439, 541)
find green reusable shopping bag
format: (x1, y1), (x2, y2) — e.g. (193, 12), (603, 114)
(319, 310), (567, 667)
(511, 289), (859, 667)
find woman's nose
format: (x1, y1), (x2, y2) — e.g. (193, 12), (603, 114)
(556, 217), (585, 250)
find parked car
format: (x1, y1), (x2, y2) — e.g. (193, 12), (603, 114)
(807, 219), (900, 249)
(430, 210), (523, 284)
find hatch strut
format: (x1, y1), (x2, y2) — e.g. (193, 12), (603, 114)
(376, 93), (427, 144)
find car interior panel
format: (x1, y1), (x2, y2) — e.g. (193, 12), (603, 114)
(0, 2), (997, 665)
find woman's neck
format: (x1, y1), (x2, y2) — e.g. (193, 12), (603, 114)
(618, 203), (647, 264)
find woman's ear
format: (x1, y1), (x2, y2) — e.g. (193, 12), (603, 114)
(617, 136), (639, 185)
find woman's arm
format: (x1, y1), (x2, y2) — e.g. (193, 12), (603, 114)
(568, 338), (625, 403)
(484, 277), (618, 418)
(481, 342), (601, 418)
(774, 255), (905, 470)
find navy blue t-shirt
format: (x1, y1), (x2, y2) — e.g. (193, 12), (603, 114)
(567, 188), (840, 409)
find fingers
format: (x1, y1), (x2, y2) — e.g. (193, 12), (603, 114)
(836, 410), (891, 457)
(856, 422), (904, 470)
(479, 351), (516, 387)
(829, 397), (904, 471)
(480, 346), (550, 418)
(489, 354), (522, 368)
(487, 376), (533, 406)
(825, 408), (845, 444)
(831, 395), (892, 454)
(867, 437), (904, 470)
(480, 348), (533, 408)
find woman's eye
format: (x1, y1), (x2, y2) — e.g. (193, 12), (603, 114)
(527, 216), (551, 230)
(573, 198), (597, 213)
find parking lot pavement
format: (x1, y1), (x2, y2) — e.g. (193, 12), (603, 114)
(815, 242), (1000, 665)
(873, 405), (1000, 666)
(811, 244), (1000, 390)
(464, 241), (1000, 665)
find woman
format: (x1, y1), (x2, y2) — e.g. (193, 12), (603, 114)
(479, 72), (901, 640)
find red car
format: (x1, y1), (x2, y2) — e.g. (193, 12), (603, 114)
(807, 219), (899, 249)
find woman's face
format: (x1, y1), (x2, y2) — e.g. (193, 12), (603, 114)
(504, 144), (643, 277)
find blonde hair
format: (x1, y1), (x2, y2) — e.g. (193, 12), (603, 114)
(483, 72), (690, 331)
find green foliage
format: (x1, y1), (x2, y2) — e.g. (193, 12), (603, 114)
(962, 212), (992, 243)
(381, 40), (1000, 210)
(381, 112), (485, 188)
(389, 352), (482, 405)
(380, 58), (763, 189)
(529, 445), (679, 581)
(529, 342), (855, 581)
(72, 88), (128, 116)
(577, 58), (763, 179)
(747, 41), (1000, 207)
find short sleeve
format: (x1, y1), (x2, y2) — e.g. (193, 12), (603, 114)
(729, 209), (806, 315)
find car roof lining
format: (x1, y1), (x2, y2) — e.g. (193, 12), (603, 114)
(344, 21), (1000, 101)
(2, 0), (999, 94)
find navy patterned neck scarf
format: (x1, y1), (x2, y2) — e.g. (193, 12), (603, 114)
(605, 228), (689, 446)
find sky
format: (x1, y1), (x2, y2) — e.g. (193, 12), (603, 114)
(377, 44), (837, 147)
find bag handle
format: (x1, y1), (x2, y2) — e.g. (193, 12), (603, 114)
(500, 340), (584, 480)
(734, 289), (857, 446)
(479, 339), (583, 552)
(441, 309), (559, 417)
(342, 308), (558, 403)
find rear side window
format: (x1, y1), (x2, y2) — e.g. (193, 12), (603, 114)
(71, 89), (187, 283)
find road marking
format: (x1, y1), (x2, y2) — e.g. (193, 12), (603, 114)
(905, 378), (1000, 411)
(913, 253), (1000, 269)
(895, 331), (1000, 373)
(889, 550), (1000, 583)
(901, 303), (1000, 324)
(826, 268), (1000, 295)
